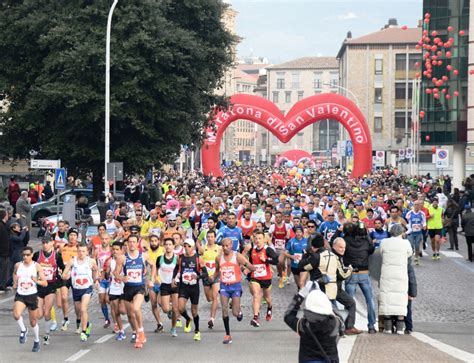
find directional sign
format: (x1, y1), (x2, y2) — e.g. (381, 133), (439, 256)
(30, 159), (60, 169)
(55, 168), (66, 190)
(436, 148), (449, 169)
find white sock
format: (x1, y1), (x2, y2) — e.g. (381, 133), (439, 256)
(33, 324), (39, 342)
(17, 316), (26, 332)
(45, 319), (51, 334)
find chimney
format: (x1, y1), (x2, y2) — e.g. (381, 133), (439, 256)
(386, 18), (398, 28)
(346, 31), (352, 39)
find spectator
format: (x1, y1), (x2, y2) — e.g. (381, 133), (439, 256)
(43, 180), (54, 200)
(28, 183), (39, 204)
(96, 194), (109, 223)
(0, 209), (10, 291)
(342, 222), (377, 334)
(7, 177), (20, 212)
(378, 224), (413, 334)
(8, 222), (28, 286)
(461, 205), (474, 262)
(16, 191), (32, 230)
(0, 179), (6, 202)
(404, 260), (418, 334)
(444, 199), (459, 251)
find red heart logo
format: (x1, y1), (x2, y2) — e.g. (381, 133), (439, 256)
(128, 271), (141, 279)
(202, 94), (372, 178)
(74, 278), (88, 287)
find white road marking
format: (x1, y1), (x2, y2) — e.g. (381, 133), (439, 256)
(440, 251), (464, 258)
(94, 323), (130, 343)
(411, 332), (474, 363)
(65, 349), (91, 362)
(337, 298), (368, 363)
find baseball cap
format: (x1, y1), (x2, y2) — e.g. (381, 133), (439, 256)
(167, 214), (177, 221)
(183, 238), (195, 247)
(68, 227), (79, 236)
(130, 225), (140, 233)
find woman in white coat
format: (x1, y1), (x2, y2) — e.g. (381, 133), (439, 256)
(379, 223), (413, 334)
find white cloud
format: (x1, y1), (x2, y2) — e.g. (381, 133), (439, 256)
(338, 12), (358, 20)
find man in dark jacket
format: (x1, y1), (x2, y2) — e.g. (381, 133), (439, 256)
(342, 222), (377, 333)
(0, 209), (10, 291)
(461, 205), (474, 262)
(298, 234), (325, 282)
(404, 259), (417, 334)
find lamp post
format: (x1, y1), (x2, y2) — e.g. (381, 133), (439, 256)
(104, 0), (119, 196)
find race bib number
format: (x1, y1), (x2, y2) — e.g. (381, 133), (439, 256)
(182, 269), (197, 285)
(274, 239), (286, 250)
(151, 228), (161, 236)
(205, 261), (216, 276)
(253, 264), (268, 279)
(221, 266), (236, 284)
(327, 232), (334, 241)
(42, 266), (54, 281)
(412, 224), (421, 232)
(126, 268), (142, 283)
(293, 253), (302, 262)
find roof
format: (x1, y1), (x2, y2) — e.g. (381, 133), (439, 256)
(337, 26), (422, 58)
(267, 57), (338, 70)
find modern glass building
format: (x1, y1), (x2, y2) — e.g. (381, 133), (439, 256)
(420, 0), (469, 145)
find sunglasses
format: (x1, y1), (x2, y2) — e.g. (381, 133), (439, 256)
(184, 244), (193, 248)
(328, 215), (335, 217)
(135, 213), (142, 216)
(308, 226), (316, 228)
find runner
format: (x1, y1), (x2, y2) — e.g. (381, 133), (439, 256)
(247, 230), (279, 327)
(215, 237), (255, 344)
(217, 213), (244, 252)
(62, 244), (99, 342)
(114, 235), (149, 348)
(147, 234), (164, 333)
(107, 241), (127, 341)
(33, 237), (65, 345)
(152, 238), (179, 337)
(427, 198), (444, 260)
(93, 233), (113, 328)
(104, 210), (121, 239)
(197, 229), (221, 329)
(269, 211), (291, 288)
(405, 201), (427, 264)
(283, 226), (308, 289)
(238, 208), (257, 244)
(12, 246), (48, 352)
(140, 209), (164, 244)
(173, 238), (205, 341)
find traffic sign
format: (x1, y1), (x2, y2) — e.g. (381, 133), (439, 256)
(406, 148), (413, 158)
(436, 148), (449, 168)
(55, 168), (66, 190)
(398, 149), (405, 160)
(345, 140), (353, 157)
(30, 159), (60, 169)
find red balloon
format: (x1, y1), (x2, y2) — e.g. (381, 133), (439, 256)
(432, 60), (438, 66)
(437, 60), (443, 66)
(415, 62), (420, 68)
(438, 41), (444, 47)
(434, 93), (440, 99)
(431, 146), (436, 153)
(431, 45), (438, 52)
(459, 30), (465, 36)
(436, 80), (443, 87)
(426, 135), (431, 142)
(442, 89), (447, 94)
(447, 65), (453, 71)
(470, 70), (474, 75)
(444, 42), (451, 48)
(431, 55), (438, 61)
(454, 91), (459, 97)
(426, 88), (432, 94)
(420, 111), (425, 118)
(433, 37), (441, 43)
(415, 72), (421, 78)
(446, 51), (452, 58)
(416, 44), (421, 50)
(436, 51), (442, 57)
(425, 13), (431, 18)
(442, 75), (449, 81)
(431, 30), (438, 37)
(401, 25), (408, 30)
(423, 30), (428, 36)
(454, 69), (459, 76)
(424, 18), (430, 23)
(424, 36), (431, 43)
(446, 94), (451, 100)
(432, 77), (438, 82)
(447, 26), (454, 32)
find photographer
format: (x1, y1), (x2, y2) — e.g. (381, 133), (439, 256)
(284, 281), (340, 363)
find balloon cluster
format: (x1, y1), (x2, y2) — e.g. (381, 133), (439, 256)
(286, 161), (311, 179)
(415, 12), (466, 119)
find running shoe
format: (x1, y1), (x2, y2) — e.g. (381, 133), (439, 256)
(32, 341), (40, 352)
(50, 320), (58, 331)
(115, 331), (126, 341)
(85, 322), (91, 337)
(208, 318), (215, 329)
(262, 298), (267, 305)
(223, 335), (232, 344)
(432, 254), (436, 260)
(176, 319), (183, 328)
(154, 323), (164, 333)
(130, 333), (137, 344)
(415, 258), (419, 266)
(184, 319), (192, 333)
(43, 334), (50, 345)
(80, 332), (88, 342)
(436, 255), (441, 260)
(113, 324), (120, 334)
(193, 331), (201, 341)
(237, 311), (243, 322)
(103, 319), (111, 329)
(19, 328), (28, 344)
(134, 340), (143, 349)
(278, 277), (284, 289)
(265, 309), (273, 322)
(61, 319), (70, 331)
(170, 327), (177, 337)
(138, 331), (147, 344)
(167, 310), (173, 320)
(250, 318), (260, 327)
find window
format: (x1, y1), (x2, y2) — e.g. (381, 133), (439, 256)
(395, 112), (411, 130)
(395, 54), (407, 71)
(292, 73), (300, 89)
(276, 72), (285, 89)
(374, 88), (383, 103)
(285, 91), (291, 103)
(272, 92), (279, 103)
(330, 72), (338, 87)
(297, 91), (304, 101)
(375, 59), (383, 75)
(395, 83), (413, 100)
(408, 53), (422, 71)
(374, 117), (382, 133)
(314, 72), (323, 89)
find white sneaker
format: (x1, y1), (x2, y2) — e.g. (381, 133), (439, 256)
(50, 321), (58, 332)
(61, 320), (70, 331)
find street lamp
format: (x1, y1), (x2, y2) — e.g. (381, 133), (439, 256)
(322, 83), (360, 108)
(104, 0), (119, 196)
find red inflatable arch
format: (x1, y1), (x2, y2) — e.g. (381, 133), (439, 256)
(201, 93), (372, 178)
(274, 150), (315, 168)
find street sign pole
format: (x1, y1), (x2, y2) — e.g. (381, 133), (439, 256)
(113, 164), (116, 198)
(54, 166), (66, 222)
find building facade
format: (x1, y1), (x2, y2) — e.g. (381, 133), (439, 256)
(421, 0), (471, 188)
(263, 57), (340, 165)
(338, 20), (423, 167)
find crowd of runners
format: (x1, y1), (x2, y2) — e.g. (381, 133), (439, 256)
(7, 165), (474, 353)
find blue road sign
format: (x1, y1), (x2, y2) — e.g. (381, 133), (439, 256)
(345, 140), (353, 157)
(55, 168), (66, 190)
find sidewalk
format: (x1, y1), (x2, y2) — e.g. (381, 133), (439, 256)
(349, 334), (464, 363)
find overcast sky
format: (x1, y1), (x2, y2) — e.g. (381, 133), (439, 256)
(231, 0), (423, 64)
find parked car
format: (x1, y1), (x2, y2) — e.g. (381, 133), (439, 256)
(43, 203), (101, 227)
(31, 189), (126, 225)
